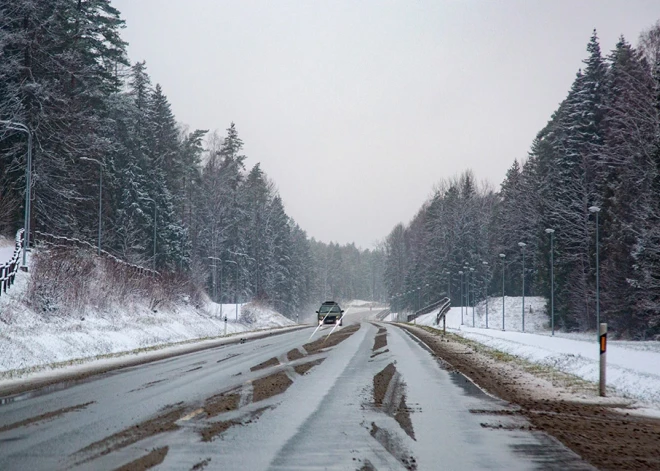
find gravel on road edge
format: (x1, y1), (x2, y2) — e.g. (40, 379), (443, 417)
(399, 324), (660, 471)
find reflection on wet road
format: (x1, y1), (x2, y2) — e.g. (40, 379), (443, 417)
(0, 308), (592, 470)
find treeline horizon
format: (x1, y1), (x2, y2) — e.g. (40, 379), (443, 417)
(384, 24), (660, 339)
(0, 1), (386, 317)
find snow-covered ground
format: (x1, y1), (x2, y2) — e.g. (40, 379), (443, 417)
(345, 299), (382, 308)
(0, 235), (16, 265)
(394, 296), (660, 411)
(0, 268), (295, 378)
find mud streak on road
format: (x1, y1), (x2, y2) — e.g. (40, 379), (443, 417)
(286, 348), (305, 362)
(303, 324), (360, 354)
(190, 457), (211, 470)
(252, 371), (293, 402)
(74, 406), (184, 464)
(199, 406), (271, 442)
(204, 391), (240, 417)
(373, 327), (387, 352)
(113, 446), (168, 471)
(294, 358), (325, 375)
(373, 363), (395, 407)
(0, 401), (94, 433)
(369, 422), (417, 471)
(250, 357), (280, 372)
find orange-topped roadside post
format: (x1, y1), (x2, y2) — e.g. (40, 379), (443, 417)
(599, 323), (607, 397)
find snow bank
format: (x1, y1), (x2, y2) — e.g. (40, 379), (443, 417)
(0, 268), (294, 376)
(0, 234), (18, 266)
(403, 297), (660, 409)
(345, 299), (375, 307)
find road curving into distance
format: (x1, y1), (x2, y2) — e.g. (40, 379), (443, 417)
(0, 307), (592, 470)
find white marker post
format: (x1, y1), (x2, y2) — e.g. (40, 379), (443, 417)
(599, 323), (607, 397)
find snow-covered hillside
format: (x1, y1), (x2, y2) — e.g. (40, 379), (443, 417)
(0, 267), (295, 377)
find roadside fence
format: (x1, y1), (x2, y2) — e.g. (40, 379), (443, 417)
(0, 229), (24, 297)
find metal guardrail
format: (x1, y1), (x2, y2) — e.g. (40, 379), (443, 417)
(0, 229), (24, 297)
(375, 308), (391, 321)
(434, 297), (451, 334)
(406, 296), (450, 323)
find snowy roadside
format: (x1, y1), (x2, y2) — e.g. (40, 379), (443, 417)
(393, 297), (660, 413)
(0, 323), (306, 397)
(0, 235), (15, 265)
(0, 268), (298, 384)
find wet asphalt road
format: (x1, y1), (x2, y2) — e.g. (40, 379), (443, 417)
(0, 308), (592, 470)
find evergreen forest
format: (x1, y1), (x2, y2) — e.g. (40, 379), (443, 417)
(0, 1), (386, 317)
(384, 27), (660, 339)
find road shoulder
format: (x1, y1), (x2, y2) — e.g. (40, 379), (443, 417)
(398, 323), (660, 471)
(0, 325), (308, 398)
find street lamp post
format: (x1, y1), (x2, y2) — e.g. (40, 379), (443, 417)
(518, 242), (527, 332)
(499, 253), (506, 331)
(0, 120), (32, 268)
(589, 206), (601, 340)
(470, 267), (475, 327)
(483, 261), (489, 329)
(545, 229), (555, 336)
(459, 270), (464, 325)
(463, 265), (469, 318)
(81, 157), (104, 255)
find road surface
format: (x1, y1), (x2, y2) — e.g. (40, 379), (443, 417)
(0, 307), (591, 470)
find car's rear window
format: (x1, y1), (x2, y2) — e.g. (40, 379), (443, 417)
(319, 304), (340, 314)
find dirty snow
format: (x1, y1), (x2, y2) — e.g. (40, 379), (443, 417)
(398, 296), (660, 412)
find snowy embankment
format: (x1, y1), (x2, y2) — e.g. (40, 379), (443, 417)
(393, 296), (660, 410)
(0, 265), (294, 378)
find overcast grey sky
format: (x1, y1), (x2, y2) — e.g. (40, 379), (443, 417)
(112, 0), (660, 249)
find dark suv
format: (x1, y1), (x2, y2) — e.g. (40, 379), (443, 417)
(316, 301), (344, 326)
